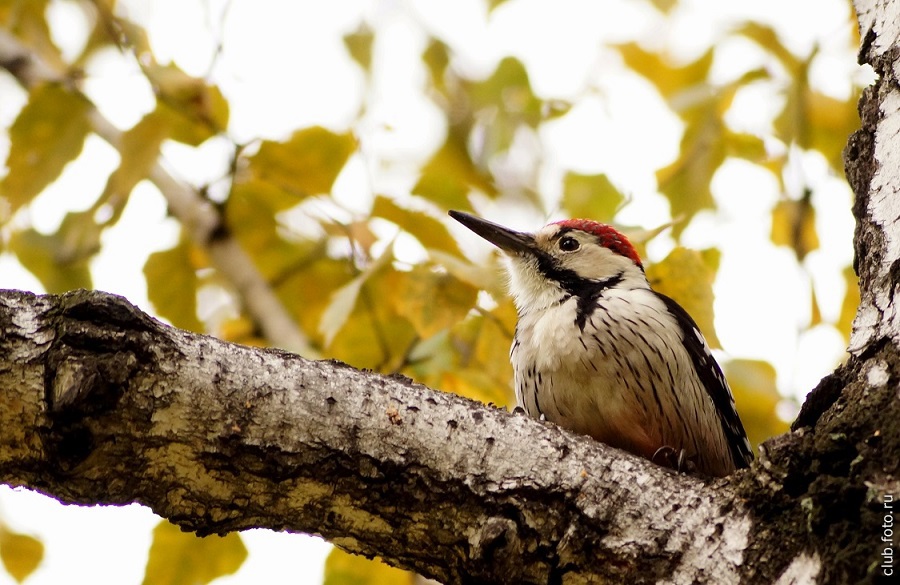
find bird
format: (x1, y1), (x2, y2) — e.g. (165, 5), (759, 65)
(449, 210), (753, 477)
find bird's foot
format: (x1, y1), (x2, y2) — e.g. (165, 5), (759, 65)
(652, 446), (697, 474)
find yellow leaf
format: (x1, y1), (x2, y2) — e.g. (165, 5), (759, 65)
(148, 63), (229, 145)
(655, 108), (724, 238)
(247, 127), (356, 199)
(392, 265), (478, 339)
(723, 359), (790, 448)
(372, 196), (463, 257)
(422, 39), (450, 92)
(648, 0), (677, 13)
(439, 370), (513, 408)
(0, 0), (64, 70)
(225, 182), (323, 280)
(319, 275), (366, 348)
(412, 134), (496, 210)
(8, 226), (93, 292)
(0, 83), (91, 211)
(144, 238), (203, 332)
(837, 266), (860, 344)
(810, 285), (822, 328)
(461, 56), (567, 162)
(616, 44), (713, 100)
(219, 315), (268, 347)
(343, 25), (374, 71)
(561, 173), (625, 223)
(326, 268), (419, 371)
(807, 89), (861, 172)
(453, 300), (516, 398)
(737, 23), (801, 72)
(319, 243), (394, 347)
(323, 548), (414, 585)
(428, 249), (501, 293)
(277, 255), (356, 341)
(725, 130), (767, 162)
(770, 195), (819, 260)
(142, 520), (247, 585)
(466, 57), (542, 122)
(0, 527), (44, 583)
(103, 109), (171, 204)
(646, 247), (720, 348)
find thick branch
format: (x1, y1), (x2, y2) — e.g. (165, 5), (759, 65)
(846, 1), (900, 358)
(0, 30), (316, 357)
(0, 289), (755, 584)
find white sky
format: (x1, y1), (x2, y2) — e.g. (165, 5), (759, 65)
(0, 0), (864, 583)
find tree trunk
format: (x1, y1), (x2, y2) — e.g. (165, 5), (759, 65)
(1, 2), (899, 583)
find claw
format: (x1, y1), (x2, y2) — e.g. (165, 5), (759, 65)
(652, 446), (697, 474)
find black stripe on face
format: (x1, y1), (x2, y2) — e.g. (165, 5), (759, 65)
(572, 273), (624, 332)
(527, 241), (625, 331)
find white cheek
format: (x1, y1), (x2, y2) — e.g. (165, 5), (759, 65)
(564, 249), (627, 280)
(505, 256), (561, 311)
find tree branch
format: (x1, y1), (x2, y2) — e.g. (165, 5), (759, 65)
(0, 288), (754, 584)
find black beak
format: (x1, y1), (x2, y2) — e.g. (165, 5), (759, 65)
(449, 210), (538, 256)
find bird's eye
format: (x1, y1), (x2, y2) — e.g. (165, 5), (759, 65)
(559, 237), (580, 252)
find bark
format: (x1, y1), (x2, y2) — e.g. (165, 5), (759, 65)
(2, 288), (750, 584)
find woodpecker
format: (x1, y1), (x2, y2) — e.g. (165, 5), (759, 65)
(449, 210), (753, 477)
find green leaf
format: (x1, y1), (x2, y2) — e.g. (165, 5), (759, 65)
(0, 83), (91, 211)
(646, 246), (721, 348)
(246, 127), (356, 199)
(142, 520), (247, 585)
(561, 173), (625, 222)
(371, 196), (463, 257)
(144, 238), (203, 332)
(8, 223), (94, 293)
(0, 527), (44, 583)
(323, 548), (413, 585)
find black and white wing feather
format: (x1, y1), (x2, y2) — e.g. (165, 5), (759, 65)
(655, 292), (754, 470)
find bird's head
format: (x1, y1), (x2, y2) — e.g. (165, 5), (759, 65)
(449, 210), (648, 311)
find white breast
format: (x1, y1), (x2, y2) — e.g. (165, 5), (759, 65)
(511, 287), (732, 474)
